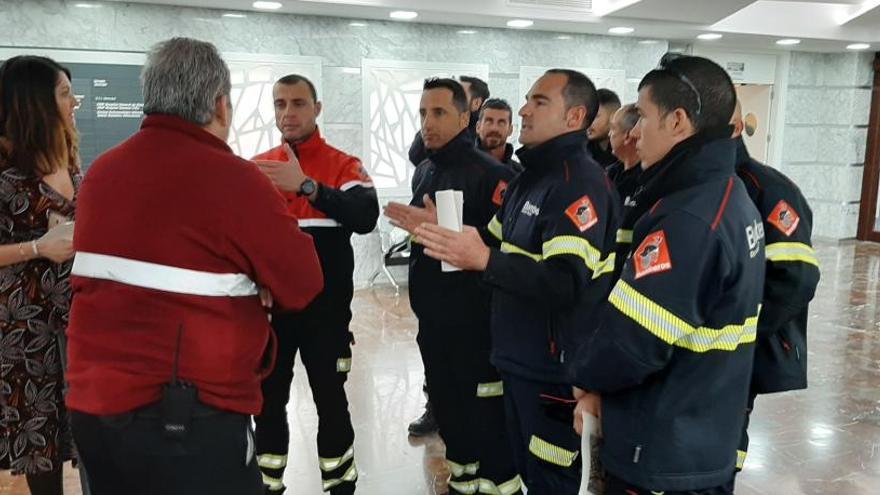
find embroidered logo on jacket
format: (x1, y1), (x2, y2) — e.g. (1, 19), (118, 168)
(521, 201), (541, 217)
(768, 200), (799, 236)
(633, 230), (672, 279)
(492, 180), (508, 207)
(565, 195), (598, 232)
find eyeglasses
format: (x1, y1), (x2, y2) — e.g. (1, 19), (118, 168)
(654, 62), (702, 118)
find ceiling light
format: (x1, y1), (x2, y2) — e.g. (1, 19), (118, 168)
(457, 30), (477, 35)
(349, 21), (366, 27)
(776, 38), (800, 46)
(555, 35), (573, 40)
(252, 1), (282, 10)
(697, 33), (723, 40)
(847, 43), (871, 50)
(223, 13), (247, 18)
(341, 67), (361, 74)
(507, 19), (534, 28)
(389, 10), (418, 20)
(608, 26), (635, 35)
(638, 39), (659, 45)
(74, 2), (101, 7)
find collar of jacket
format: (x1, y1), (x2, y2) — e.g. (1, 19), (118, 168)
(637, 130), (737, 207)
(141, 114), (232, 153)
(468, 112), (479, 134)
(502, 142), (515, 163)
(287, 127), (326, 156)
(428, 128), (476, 166)
(516, 131), (587, 170)
(734, 136), (752, 169)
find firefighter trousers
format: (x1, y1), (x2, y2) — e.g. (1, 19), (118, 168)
(254, 311), (356, 494)
(417, 320), (522, 495)
(500, 372), (581, 495)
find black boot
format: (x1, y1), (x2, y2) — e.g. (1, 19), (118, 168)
(408, 401), (439, 436)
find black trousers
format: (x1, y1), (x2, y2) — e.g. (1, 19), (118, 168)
(253, 311), (356, 494)
(606, 473), (735, 494)
(417, 320), (521, 495)
(71, 404), (262, 495)
(500, 372), (581, 495)
(736, 390), (759, 473)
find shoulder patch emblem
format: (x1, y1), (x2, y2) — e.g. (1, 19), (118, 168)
(768, 200), (799, 236)
(633, 230), (672, 279)
(492, 180), (508, 207)
(565, 195), (598, 232)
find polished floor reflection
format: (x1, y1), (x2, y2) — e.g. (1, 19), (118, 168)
(2, 239), (880, 494)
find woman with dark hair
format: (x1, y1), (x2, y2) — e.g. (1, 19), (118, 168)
(0, 55), (81, 495)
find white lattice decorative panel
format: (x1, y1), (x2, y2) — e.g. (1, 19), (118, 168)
(517, 66), (626, 144)
(224, 53), (323, 159)
(362, 59), (489, 196)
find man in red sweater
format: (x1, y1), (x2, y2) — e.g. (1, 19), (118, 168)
(66, 37), (323, 495)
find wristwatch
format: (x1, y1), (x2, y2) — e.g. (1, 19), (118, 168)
(298, 177), (317, 197)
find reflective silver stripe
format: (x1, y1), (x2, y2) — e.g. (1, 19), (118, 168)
(476, 381), (503, 398)
(488, 216), (503, 241)
(616, 229), (633, 244)
(320, 445), (354, 471)
(298, 218), (341, 228)
(72, 252), (258, 297)
(610, 280), (760, 352)
(261, 473), (285, 492)
(322, 462), (358, 490)
(448, 459), (480, 477)
(340, 180), (374, 191)
(449, 479), (479, 494)
(542, 235), (615, 278)
(528, 435), (578, 467)
(336, 358), (352, 373)
(258, 453), (288, 469)
(765, 242), (819, 266)
(478, 475), (523, 495)
(500, 242), (542, 261)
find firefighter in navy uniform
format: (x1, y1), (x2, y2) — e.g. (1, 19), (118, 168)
(586, 88), (622, 167)
(252, 75), (379, 495)
(731, 101), (820, 474)
(415, 69), (620, 493)
(604, 103), (643, 278)
(477, 98), (523, 173)
(571, 56), (765, 495)
(385, 78), (521, 495)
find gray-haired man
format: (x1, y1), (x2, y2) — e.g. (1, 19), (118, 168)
(66, 37), (323, 495)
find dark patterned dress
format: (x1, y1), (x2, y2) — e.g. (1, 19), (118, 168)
(0, 163), (79, 475)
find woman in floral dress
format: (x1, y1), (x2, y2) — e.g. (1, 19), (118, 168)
(0, 55), (80, 495)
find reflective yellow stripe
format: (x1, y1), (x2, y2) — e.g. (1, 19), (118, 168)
(449, 479), (480, 494)
(500, 242), (542, 261)
(609, 280), (759, 352)
(528, 435), (578, 467)
(448, 459), (480, 478)
(319, 445), (354, 472)
(336, 357), (352, 373)
(261, 473), (285, 492)
(765, 242), (819, 267)
(488, 216), (503, 241)
(476, 381), (504, 398)
(616, 229), (633, 244)
(542, 235), (615, 279)
(478, 475), (523, 495)
(322, 462), (358, 490)
(736, 449), (747, 469)
(258, 453), (288, 469)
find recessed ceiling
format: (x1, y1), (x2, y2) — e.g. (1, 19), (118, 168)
(96, 0), (879, 52)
